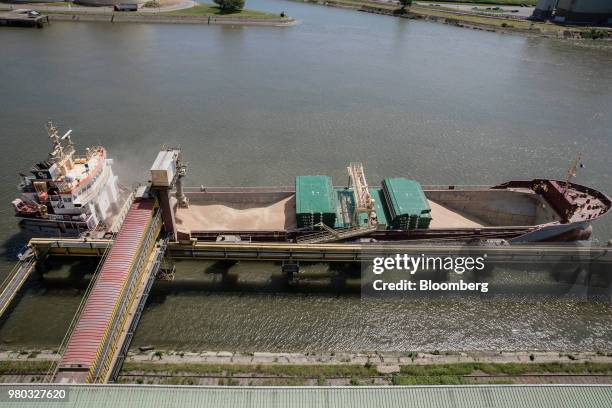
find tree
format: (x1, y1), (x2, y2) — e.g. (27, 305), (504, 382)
(398, 0), (412, 9)
(214, 0), (245, 12)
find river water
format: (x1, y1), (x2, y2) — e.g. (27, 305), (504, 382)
(0, 0), (611, 351)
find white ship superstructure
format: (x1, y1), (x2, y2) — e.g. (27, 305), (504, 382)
(12, 122), (122, 235)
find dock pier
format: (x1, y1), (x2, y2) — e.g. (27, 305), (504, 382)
(0, 11), (49, 28)
(26, 236), (612, 265)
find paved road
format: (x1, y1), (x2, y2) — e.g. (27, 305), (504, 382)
(416, 2), (535, 17)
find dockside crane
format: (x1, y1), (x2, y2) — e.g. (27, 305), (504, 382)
(347, 162), (378, 227)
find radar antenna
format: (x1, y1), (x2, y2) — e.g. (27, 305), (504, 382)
(46, 121), (64, 160)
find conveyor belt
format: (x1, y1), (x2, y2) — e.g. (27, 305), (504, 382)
(54, 199), (160, 383)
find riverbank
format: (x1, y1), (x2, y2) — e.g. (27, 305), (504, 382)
(295, 0), (611, 40)
(2, 349), (611, 385)
(0, 3), (298, 26)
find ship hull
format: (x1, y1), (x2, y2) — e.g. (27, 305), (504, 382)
(184, 221), (593, 243)
(18, 217), (90, 236)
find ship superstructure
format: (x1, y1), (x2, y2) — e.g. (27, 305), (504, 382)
(12, 122), (122, 235)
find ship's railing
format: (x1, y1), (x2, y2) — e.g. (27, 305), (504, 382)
(183, 185), (496, 193)
(184, 186), (295, 193)
(70, 164), (108, 204)
(420, 184), (494, 190)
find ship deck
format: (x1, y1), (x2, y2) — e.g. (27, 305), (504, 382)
(427, 200), (488, 228)
(176, 195), (298, 233)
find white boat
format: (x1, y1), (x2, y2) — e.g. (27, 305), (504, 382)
(12, 122), (125, 236)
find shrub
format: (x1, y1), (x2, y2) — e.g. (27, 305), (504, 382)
(398, 0), (412, 8)
(213, 0), (245, 12)
(583, 29), (608, 40)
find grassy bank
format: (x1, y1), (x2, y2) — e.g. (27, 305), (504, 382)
(122, 362), (378, 377)
(161, 4), (280, 19)
(0, 360), (53, 374)
(418, 0), (537, 5)
(118, 361), (612, 386)
(299, 0), (610, 39)
(400, 361), (612, 376)
(2, 360), (612, 385)
(393, 362), (612, 385)
(16, 2), (284, 21)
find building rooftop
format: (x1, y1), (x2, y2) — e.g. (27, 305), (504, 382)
(2, 384), (611, 407)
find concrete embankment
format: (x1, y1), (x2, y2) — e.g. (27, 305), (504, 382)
(2, 349), (612, 385)
(44, 12), (298, 26)
(292, 0), (611, 40)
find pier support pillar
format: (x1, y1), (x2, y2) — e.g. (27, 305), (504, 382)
(567, 266), (590, 300)
(155, 188), (177, 241)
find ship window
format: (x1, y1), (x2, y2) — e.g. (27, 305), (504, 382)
(75, 204), (81, 207)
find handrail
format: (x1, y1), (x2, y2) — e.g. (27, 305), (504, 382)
(0, 257), (34, 296)
(0, 257), (36, 317)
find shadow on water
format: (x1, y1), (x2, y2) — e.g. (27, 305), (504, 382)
(0, 231), (33, 263)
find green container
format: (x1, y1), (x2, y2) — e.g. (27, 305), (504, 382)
(382, 178), (431, 230)
(296, 175), (337, 228)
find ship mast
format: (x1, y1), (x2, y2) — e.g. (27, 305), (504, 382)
(46, 121), (75, 172)
(47, 121), (63, 161)
(564, 152), (582, 194)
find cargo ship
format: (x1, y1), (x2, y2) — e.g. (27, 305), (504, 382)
(11, 122), (125, 236)
(13, 131), (610, 244)
(170, 162), (610, 244)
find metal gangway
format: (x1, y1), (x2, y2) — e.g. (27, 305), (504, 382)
(297, 223), (378, 244)
(50, 198), (163, 384)
(0, 255), (37, 318)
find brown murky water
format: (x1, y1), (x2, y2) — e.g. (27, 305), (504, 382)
(0, 0), (611, 351)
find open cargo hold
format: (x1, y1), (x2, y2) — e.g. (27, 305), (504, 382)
(382, 178), (432, 230)
(296, 175), (337, 228)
